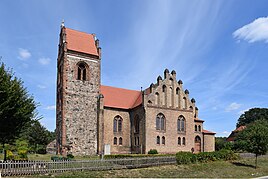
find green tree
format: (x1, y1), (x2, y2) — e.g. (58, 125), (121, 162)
(236, 120), (268, 168)
(0, 62), (37, 160)
(237, 108), (268, 127)
(21, 121), (53, 154)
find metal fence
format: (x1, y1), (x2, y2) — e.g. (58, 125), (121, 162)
(0, 156), (176, 177)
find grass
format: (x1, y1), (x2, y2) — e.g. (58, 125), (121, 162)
(33, 157), (268, 178)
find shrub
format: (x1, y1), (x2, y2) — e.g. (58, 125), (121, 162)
(6, 150), (14, 160)
(176, 152), (196, 164)
(104, 153), (174, 159)
(148, 149), (158, 154)
(176, 150), (239, 165)
(67, 154), (74, 159)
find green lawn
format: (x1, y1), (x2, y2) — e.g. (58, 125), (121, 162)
(33, 157), (268, 178)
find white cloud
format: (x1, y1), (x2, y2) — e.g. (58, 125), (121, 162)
(37, 85), (46, 89)
(44, 105), (56, 110)
(38, 57), (51, 65)
(233, 17), (268, 43)
(18, 48), (31, 60)
(225, 102), (241, 112)
(238, 108), (250, 115)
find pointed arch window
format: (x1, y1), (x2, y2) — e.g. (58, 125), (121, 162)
(156, 113), (165, 131)
(77, 62), (88, 81)
(134, 115), (140, 133)
(113, 115), (123, 133)
(178, 115), (186, 132)
(156, 136), (160, 144)
(182, 137), (186, 145)
(162, 136), (165, 145)
(178, 137), (181, 145)
(183, 97), (187, 109)
(113, 137), (117, 145)
(119, 137), (123, 145)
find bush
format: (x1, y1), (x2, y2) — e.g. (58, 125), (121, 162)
(104, 153), (173, 159)
(6, 150), (14, 160)
(176, 150), (239, 165)
(148, 149), (158, 154)
(51, 155), (69, 161)
(67, 154), (74, 159)
(176, 152), (196, 164)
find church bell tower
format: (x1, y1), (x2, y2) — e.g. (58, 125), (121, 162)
(56, 22), (101, 155)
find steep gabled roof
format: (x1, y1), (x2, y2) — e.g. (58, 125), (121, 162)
(65, 28), (99, 56)
(100, 85), (142, 109)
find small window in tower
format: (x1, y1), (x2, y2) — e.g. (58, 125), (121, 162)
(77, 62), (87, 81)
(182, 137), (186, 145)
(178, 137), (181, 145)
(198, 125), (201, 132)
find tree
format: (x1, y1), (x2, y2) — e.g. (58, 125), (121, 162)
(0, 62), (37, 160)
(237, 108), (268, 127)
(236, 120), (268, 168)
(21, 121), (54, 154)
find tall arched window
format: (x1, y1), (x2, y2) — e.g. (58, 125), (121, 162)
(198, 125), (201, 132)
(182, 137), (186, 145)
(119, 137), (123, 145)
(162, 85), (166, 106)
(155, 92), (159, 105)
(134, 115), (140, 133)
(162, 85), (166, 92)
(156, 113), (165, 131)
(178, 115), (186, 132)
(183, 97), (187, 109)
(162, 136), (165, 145)
(113, 115), (123, 132)
(195, 125), (197, 131)
(77, 62), (87, 81)
(178, 137), (181, 145)
(156, 136), (160, 144)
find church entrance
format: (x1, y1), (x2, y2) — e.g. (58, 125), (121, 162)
(194, 136), (201, 153)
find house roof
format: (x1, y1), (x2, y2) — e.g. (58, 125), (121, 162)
(100, 85), (142, 109)
(203, 129), (216, 135)
(65, 28), (99, 56)
(194, 118), (204, 122)
(234, 125), (246, 132)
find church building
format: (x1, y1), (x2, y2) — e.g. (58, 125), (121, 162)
(56, 24), (215, 156)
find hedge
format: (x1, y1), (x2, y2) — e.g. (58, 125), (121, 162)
(176, 149), (239, 164)
(104, 153), (174, 159)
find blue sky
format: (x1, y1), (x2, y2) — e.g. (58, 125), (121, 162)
(0, 0), (268, 136)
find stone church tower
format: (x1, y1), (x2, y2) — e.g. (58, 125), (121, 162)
(56, 24), (102, 155)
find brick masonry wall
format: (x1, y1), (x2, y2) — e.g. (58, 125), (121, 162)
(103, 108), (131, 154)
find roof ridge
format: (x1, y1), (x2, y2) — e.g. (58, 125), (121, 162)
(65, 27), (94, 36)
(101, 85), (141, 92)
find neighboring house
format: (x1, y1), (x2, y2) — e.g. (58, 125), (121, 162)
(226, 126), (246, 142)
(46, 139), (57, 154)
(56, 24), (216, 156)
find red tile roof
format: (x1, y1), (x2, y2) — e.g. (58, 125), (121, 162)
(203, 129), (216, 135)
(234, 125), (246, 132)
(100, 85), (142, 109)
(65, 28), (99, 56)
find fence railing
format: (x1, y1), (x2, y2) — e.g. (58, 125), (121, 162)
(0, 156), (176, 177)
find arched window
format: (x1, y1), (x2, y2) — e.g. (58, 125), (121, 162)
(178, 137), (181, 145)
(162, 136), (165, 145)
(178, 115), (186, 132)
(195, 125), (197, 131)
(182, 137), (186, 145)
(134, 115), (140, 133)
(119, 137), (123, 145)
(113, 115), (123, 132)
(155, 92), (159, 105)
(157, 136), (160, 144)
(148, 100), (152, 105)
(198, 125), (201, 132)
(183, 97), (187, 109)
(113, 137), (117, 145)
(162, 85), (166, 92)
(77, 62), (87, 81)
(176, 87), (180, 95)
(156, 113), (165, 131)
